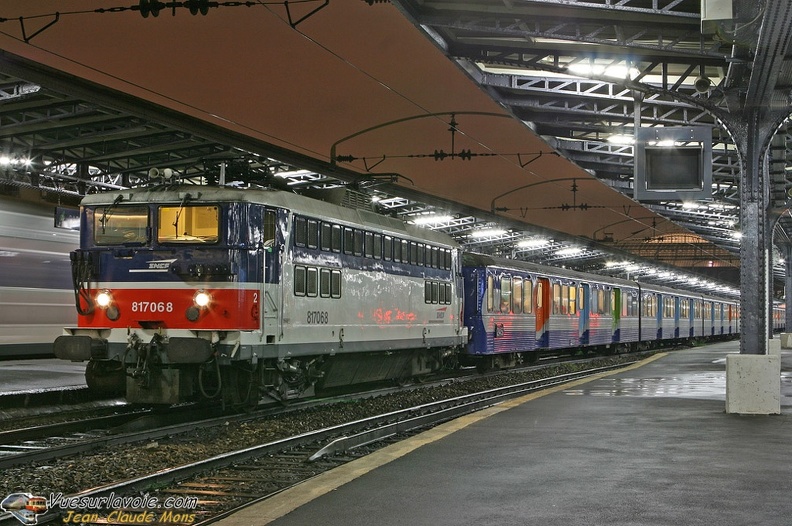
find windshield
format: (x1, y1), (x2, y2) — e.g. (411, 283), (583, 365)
(158, 205), (219, 243)
(94, 205), (149, 245)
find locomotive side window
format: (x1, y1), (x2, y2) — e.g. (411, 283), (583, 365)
(364, 232), (374, 258)
(320, 268), (331, 298)
(343, 227), (354, 255)
(158, 205), (219, 243)
(307, 220), (319, 249)
(393, 237), (402, 262)
(330, 269), (342, 298)
(353, 229), (364, 256)
(321, 222), (332, 251)
(95, 205), (149, 245)
(294, 265), (306, 296)
(331, 224), (342, 252)
(372, 233), (382, 259)
(294, 216), (308, 247)
(306, 267), (318, 297)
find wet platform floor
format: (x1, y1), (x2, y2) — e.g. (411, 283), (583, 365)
(221, 340), (792, 526)
(0, 358), (86, 397)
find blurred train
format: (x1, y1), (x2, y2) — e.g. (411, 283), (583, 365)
(50, 183), (761, 405)
(0, 195), (78, 358)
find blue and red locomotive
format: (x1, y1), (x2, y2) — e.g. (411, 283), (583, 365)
(53, 182), (754, 404)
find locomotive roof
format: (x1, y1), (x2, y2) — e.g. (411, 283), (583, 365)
(80, 185), (457, 247)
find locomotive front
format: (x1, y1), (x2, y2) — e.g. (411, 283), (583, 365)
(53, 187), (264, 404)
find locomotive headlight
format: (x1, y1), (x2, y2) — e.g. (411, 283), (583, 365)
(194, 291), (211, 307)
(96, 290), (113, 308)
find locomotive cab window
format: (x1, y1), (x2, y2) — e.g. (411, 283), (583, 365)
(94, 205), (149, 245)
(158, 205), (219, 244)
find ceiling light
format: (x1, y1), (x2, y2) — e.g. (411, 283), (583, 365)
(411, 215), (453, 225)
(470, 229), (507, 238)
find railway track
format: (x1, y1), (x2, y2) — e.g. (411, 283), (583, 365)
(0, 357), (644, 526)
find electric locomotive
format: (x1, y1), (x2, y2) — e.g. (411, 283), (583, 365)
(53, 184), (466, 404)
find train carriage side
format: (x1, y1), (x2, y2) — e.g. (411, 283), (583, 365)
(461, 253), (538, 370)
(616, 285), (641, 348)
(283, 201), (466, 390)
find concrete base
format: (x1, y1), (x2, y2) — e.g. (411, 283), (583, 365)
(781, 333), (792, 349)
(769, 337), (781, 357)
(725, 354), (781, 415)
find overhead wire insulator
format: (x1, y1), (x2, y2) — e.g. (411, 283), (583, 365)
(138, 0), (165, 17)
(186, 0), (211, 15)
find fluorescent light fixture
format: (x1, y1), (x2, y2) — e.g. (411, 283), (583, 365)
(607, 135), (634, 145)
(411, 215), (453, 225)
(567, 64), (638, 79)
(517, 237), (550, 248)
(470, 228), (507, 238)
(555, 247), (582, 257)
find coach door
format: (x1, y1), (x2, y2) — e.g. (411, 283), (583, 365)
(579, 283), (590, 345)
(261, 209), (280, 344)
(535, 277), (551, 348)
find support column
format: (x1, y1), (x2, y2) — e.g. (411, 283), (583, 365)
(726, 115), (780, 414)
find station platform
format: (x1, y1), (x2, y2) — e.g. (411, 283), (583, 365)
(0, 358), (87, 396)
(221, 340), (792, 526)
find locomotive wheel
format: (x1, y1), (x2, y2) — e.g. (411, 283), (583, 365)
(84, 360), (126, 397)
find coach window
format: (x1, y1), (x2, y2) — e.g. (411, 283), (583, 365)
(444, 249), (452, 270)
(500, 276), (512, 313)
(383, 235), (393, 261)
(432, 281), (440, 304)
(568, 285), (577, 315)
(524, 280), (533, 314)
(402, 239), (409, 263)
(439, 280), (447, 304)
(431, 246), (439, 268)
(487, 275), (495, 313)
(513, 278), (523, 314)
(294, 265), (306, 296)
(552, 283), (561, 314)
(425, 281), (432, 303)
